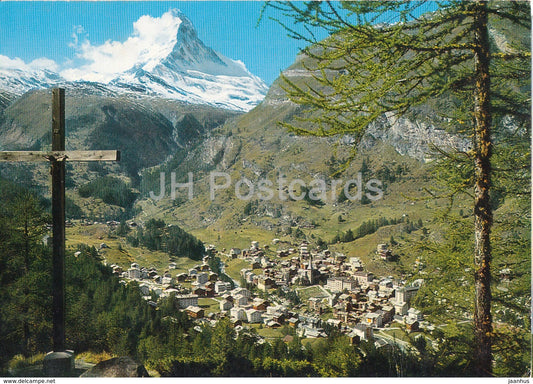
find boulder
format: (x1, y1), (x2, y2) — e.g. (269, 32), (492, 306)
(80, 356), (149, 377)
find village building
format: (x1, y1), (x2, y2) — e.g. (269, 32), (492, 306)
(252, 298), (269, 311)
(326, 276), (357, 293)
(175, 294), (199, 309)
(257, 276), (276, 291)
(407, 308), (424, 322)
(245, 309), (263, 323)
(196, 272), (209, 284)
(364, 312), (383, 328)
(186, 306), (204, 319)
(230, 307), (247, 321)
(395, 285), (420, 305)
(176, 273), (188, 282)
(405, 318), (420, 333)
(220, 299), (233, 312)
(127, 266), (141, 280)
(353, 271), (374, 286)
(349, 257), (363, 271)
(349, 323), (374, 344)
(231, 287), (251, 298)
(234, 294), (249, 307)
(215, 281), (231, 294)
(394, 301), (409, 316)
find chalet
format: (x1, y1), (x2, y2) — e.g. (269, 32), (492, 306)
(252, 298), (269, 311)
(267, 321), (282, 328)
(197, 272), (209, 284)
(405, 318), (420, 333)
(393, 315), (405, 324)
(176, 273), (188, 282)
(287, 317), (300, 328)
(231, 319), (243, 327)
(162, 288), (179, 298)
(192, 287), (206, 297)
(302, 327), (326, 338)
(186, 306), (204, 319)
(308, 297), (322, 311)
(244, 271), (255, 284)
(221, 294), (233, 302)
(267, 305), (287, 317)
(381, 305), (395, 323)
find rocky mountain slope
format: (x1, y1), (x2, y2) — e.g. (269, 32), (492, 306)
(0, 8), (528, 251)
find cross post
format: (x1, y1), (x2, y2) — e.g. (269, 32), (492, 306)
(0, 88), (120, 375)
(51, 88), (66, 352)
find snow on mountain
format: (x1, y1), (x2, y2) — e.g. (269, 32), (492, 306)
(109, 10), (268, 111)
(0, 56), (65, 95)
(0, 10), (267, 112)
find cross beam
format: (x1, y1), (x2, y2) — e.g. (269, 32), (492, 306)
(0, 88), (120, 356)
(0, 150), (120, 162)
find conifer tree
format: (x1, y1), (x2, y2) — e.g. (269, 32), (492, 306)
(265, 0), (530, 376)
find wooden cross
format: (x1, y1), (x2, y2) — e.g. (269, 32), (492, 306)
(0, 88), (120, 353)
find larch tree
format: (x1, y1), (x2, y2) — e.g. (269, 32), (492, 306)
(264, 0), (530, 376)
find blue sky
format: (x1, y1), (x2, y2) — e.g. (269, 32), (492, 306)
(0, 1), (323, 86)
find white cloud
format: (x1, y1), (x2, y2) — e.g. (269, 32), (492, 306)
(0, 55), (58, 72)
(61, 10), (182, 83)
(69, 25), (86, 48)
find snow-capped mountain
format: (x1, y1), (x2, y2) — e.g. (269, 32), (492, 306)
(109, 10), (268, 111)
(0, 66), (65, 97)
(0, 10), (267, 112)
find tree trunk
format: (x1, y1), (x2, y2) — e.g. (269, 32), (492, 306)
(472, 1), (493, 377)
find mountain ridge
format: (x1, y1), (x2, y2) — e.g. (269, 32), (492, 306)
(0, 10), (267, 112)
